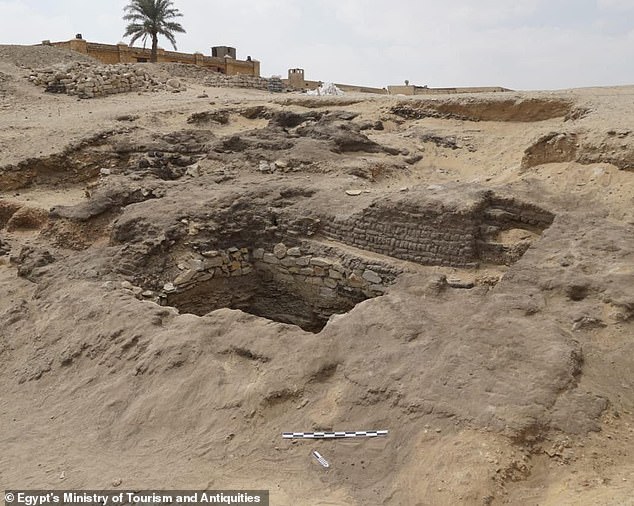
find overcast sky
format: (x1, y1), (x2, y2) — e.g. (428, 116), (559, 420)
(1, 0), (633, 90)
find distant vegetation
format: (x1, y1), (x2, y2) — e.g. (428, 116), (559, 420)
(123, 0), (186, 63)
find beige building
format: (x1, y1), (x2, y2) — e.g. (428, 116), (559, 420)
(387, 84), (511, 95)
(47, 36), (260, 76)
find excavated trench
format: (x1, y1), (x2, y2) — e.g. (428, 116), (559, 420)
(165, 267), (371, 333)
(158, 245), (391, 333)
(152, 194), (554, 333)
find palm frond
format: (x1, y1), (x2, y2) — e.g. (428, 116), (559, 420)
(122, 0), (186, 55)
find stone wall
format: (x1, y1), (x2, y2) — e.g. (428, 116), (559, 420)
(161, 244), (392, 298)
(157, 243), (394, 331)
(204, 73), (279, 91)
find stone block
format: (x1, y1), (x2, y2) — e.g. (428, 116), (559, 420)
(263, 253), (279, 264)
(281, 257), (296, 267)
(189, 259), (205, 272)
(324, 278), (338, 289)
(287, 247), (301, 256)
(310, 257), (334, 267)
(296, 256), (311, 267)
(319, 287), (337, 298)
(370, 284), (387, 293)
(347, 273), (365, 288)
(174, 269), (197, 286)
(274, 243), (287, 259)
(329, 269), (344, 280)
(204, 256), (224, 269)
(253, 248), (265, 260)
(362, 270), (382, 284)
(313, 266), (326, 277)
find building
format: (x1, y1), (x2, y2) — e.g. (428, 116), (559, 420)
(283, 68), (387, 94)
(46, 36), (260, 77)
(387, 84), (511, 95)
(283, 69), (510, 96)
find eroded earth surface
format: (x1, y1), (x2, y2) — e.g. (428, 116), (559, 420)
(0, 46), (633, 505)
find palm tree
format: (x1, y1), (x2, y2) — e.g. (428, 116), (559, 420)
(123, 0), (186, 63)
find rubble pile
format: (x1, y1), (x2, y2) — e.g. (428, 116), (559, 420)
(28, 62), (165, 98)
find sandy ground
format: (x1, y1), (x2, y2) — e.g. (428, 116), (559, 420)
(0, 45), (633, 505)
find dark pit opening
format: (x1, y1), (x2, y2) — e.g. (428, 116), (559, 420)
(165, 269), (371, 333)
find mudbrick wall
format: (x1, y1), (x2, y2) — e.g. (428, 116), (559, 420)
(319, 195), (555, 268)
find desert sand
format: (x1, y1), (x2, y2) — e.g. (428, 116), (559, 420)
(0, 45), (633, 505)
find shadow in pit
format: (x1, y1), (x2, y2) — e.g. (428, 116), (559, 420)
(164, 270), (370, 334)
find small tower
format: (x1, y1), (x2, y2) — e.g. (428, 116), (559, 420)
(288, 68), (306, 89)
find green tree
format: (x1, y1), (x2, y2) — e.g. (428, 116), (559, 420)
(123, 0), (186, 63)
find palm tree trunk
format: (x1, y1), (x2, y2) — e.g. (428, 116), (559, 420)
(150, 33), (158, 63)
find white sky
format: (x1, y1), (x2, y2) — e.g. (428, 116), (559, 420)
(1, 0), (634, 90)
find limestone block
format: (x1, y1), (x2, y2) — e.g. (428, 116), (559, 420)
(329, 269), (344, 280)
(174, 269), (197, 286)
(296, 256), (311, 267)
(331, 263), (345, 273)
(348, 273), (366, 288)
(253, 248), (265, 260)
(263, 253), (279, 264)
(189, 259), (205, 272)
(362, 270), (382, 284)
(280, 257), (296, 267)
(310, 257), (333, 267)
(204, 256), (224, 269)
(313, 266), (326, 277)
(324, 278), (338, 289)
(287, 247), (301, 257)
(370, 284), (387, 293)
(197, 272), (213, 282)
(319, 287), (337, 298)
(274, 243), (287, 259)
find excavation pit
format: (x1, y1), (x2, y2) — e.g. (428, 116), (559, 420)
(161, 247), (391, 333)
